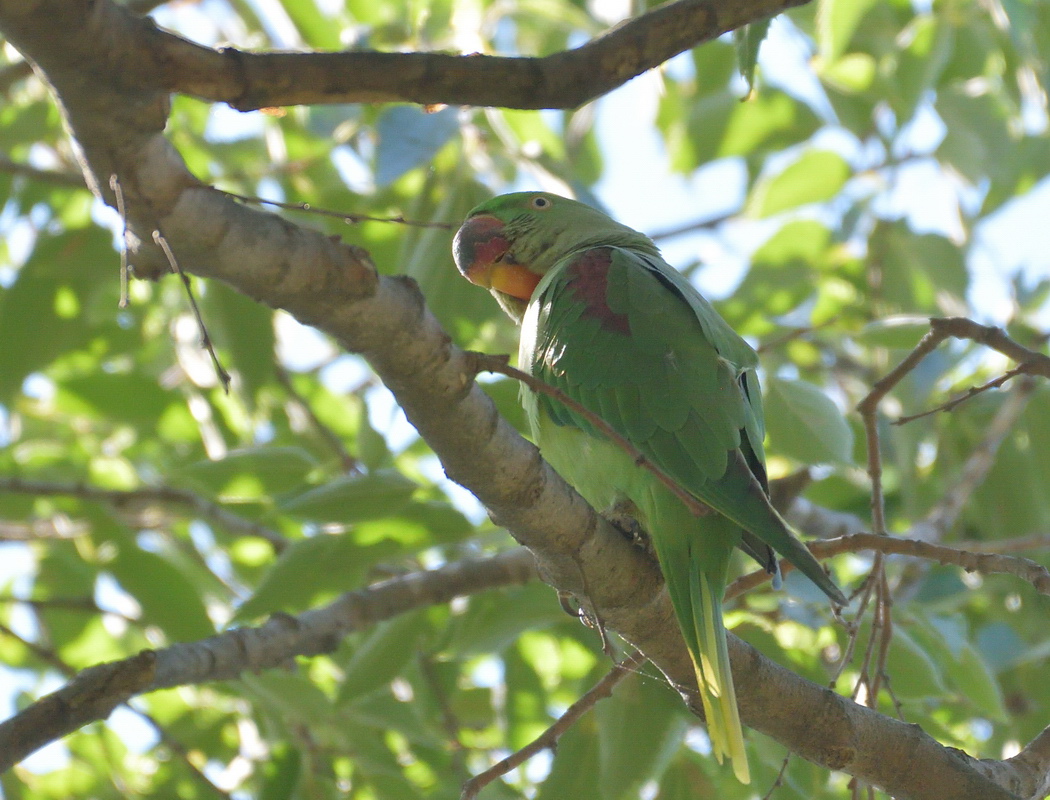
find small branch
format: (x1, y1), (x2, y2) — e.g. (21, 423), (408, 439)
(111, 174), (130, 308)
(760, 753), (792, 800)
(757, 317), (840, 355)
(895, 365), (1033, 424)
(1005, 725), (1050, 800)
(471, 353), (713, 519)
(0, 595), (139, 626)
(0, 518), (87, 540)
(135, 708), (235, 800)
(0, 548), (538, 772)
(920, 378), (1037, 539)
(460, 650), (647, 800)
(726, 533), (1050, 599)
(953, 533), (1050, 554)
(0, 623), (231, 798)
(153, 229), (232, 392)
(275, 367), (359, 473)
(220, 189), (453, 229)
(0, 477), (288, 551)
(648, 211), (734, 242)
(0, 154), (86, 186)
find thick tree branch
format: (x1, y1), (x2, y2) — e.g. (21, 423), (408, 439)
(0, 548), (539, 773)
(3, 0), (804, 111)
(0, 2), (1039, 797)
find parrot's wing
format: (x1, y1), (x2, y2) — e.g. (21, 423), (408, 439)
(524, 246), (844, 605)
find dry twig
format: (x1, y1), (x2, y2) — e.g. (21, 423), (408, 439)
(460, 650), (647, 800)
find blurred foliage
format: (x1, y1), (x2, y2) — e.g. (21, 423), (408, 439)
(1, 0), (1050, 797)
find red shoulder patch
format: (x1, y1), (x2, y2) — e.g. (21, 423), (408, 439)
(565, 249), (630, 335)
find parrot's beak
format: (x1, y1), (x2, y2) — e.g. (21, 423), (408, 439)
(453, 214), (541, 301)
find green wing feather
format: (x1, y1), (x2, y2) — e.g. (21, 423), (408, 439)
(525, 246), (846, 606)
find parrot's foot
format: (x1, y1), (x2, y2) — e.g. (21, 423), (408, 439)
(558, 591), (617, 657)
(602, 499), (652, 554)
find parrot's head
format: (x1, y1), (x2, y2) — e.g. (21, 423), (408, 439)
(453, 191), (656, 323)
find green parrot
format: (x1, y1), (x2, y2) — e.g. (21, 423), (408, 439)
(453, 191), (847, 784)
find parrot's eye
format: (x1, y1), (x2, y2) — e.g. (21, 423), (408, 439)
(531, 196), (551, 210)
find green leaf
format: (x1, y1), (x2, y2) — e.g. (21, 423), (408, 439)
(717, 220), (830, 335)
(338, 612), (430, 703)
(597, 671), (687, 800)
(951, 643), (1008, 721)
(107, 530), (215, 642)
(278, 469), (417, 523)
(765, 377), (854, 465)
(734, 18), (771, 93)
(686, 89), (822, 166)
(375, 106), (459, 186)
(179, 446), (319, 498)
(258, 741), (302, 800)
(0, 228), (115, 402)
(443, 584), (565, 657)
(692, 40), (738, 96)
(504, 645), (550, 749)
(855, 316), (931, 349)
(58, 372), (176, 428)
(656, 754), (718, 799)
(279, 0), (341, 49)
(747, 150), (851, 217)
(892, 16), (954, 122)
(816, 0), (881, 62)
(402, 173), (498, 341)
(870, 222), (968, 313)
(233, 533), (389, 620)
(880, 624), (948, 700)
(535, 716), (602, 800)
(201, 280), (276, 403)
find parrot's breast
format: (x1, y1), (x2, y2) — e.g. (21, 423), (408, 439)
(532, 406), (653, 524)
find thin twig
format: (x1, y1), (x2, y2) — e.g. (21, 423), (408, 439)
(275, 366), (359, 473)
(460, 650), (647, 800)
(471, 353), (713, 519)
(0, 477), (287, 551)
(0, 595), (139, 625)
(725, 533), (1050, 599)
(894, 365), (1032, 424)
(756, 316), (840, 355)
(110, 174), (130, 308)
(648, 211), (734, 242)
(0, 154), (85, 186)
(219, 189), (452, 229)
(760, 753), (791, 799)
(153, 229), (232, 393)
(922, 378), (1037, 538)
(0, 518), (88, 540)
(134, 708), (235, 800)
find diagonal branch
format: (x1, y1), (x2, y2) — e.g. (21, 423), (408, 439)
(26, 0), (807, 111)
(0, 548), (538, 773)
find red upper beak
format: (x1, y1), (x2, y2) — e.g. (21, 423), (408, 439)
(453, 215), (541, 301)
(453, 214), (509, 285)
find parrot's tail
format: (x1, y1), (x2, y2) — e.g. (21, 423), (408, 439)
(688, 565), (750, 784)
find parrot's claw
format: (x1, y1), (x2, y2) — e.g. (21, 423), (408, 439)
(602, 500), (652, 554)
(558, 591), (616, 656)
